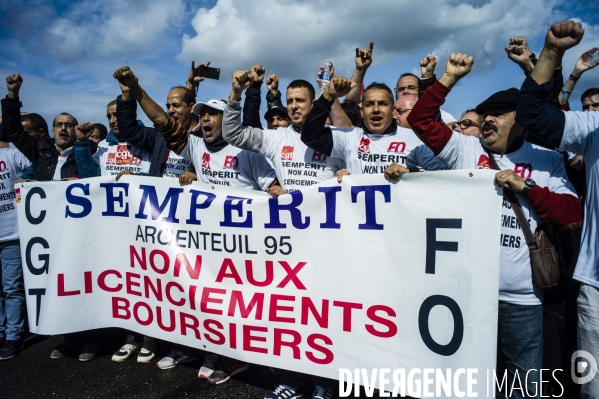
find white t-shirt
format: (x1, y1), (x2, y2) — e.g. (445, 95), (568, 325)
(53, 146), (74, 181)
(0, 147), (31, 241)
(562, 111), (599, 289)
(259, 125), (344, 192)
(162, 150), (194, 178)
(180, 135), (276, 190)
(93, 140), (152, 176)
(329, 126), (446, 174)
(440, 109), (457, 124)
(438, 132), (578, 305)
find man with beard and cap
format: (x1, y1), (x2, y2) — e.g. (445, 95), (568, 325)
(113, 65), (278, 383)
(398, 52), (582, 399)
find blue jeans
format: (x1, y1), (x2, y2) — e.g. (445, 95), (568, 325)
(497, 302), (543, 399)
(577, 283), (599, 399)
(0, 241), (25, 341)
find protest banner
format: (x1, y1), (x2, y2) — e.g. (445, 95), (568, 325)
(16, 171), (502, 395)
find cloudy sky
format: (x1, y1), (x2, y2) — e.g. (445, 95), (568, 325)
(1, 0), (598, 129)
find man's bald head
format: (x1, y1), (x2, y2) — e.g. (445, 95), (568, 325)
(394, 94), (418, 128)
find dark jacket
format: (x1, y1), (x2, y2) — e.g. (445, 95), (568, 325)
(1, 96), (79, 181)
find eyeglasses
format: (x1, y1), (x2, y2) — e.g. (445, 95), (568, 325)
(452, 119), (480, 130)
(53, 122), (74, 128)
(394, 85), (418, 95)
(394, 108), (412, 116)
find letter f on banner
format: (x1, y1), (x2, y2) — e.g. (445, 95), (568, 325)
(425, 219), (462, 274)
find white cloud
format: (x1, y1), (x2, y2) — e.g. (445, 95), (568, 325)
(178, 0), (563, 82)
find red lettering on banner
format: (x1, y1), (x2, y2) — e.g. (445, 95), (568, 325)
(201, 287), (226, 315)
(243, 325), (268, 354)
(84, 271), (93, 294)
(57, 274), (81, 296)
(189, 285), (197, 310)
(157, 307), (176, 332)
(215, 258), (243, 284)
(165, 281), (185, 306)
(150, 250), (169, 274)
(365, 305), (398, 338)
(228, 291), (264, 320)
(133, 301), (153, 326)
(276, 261), (307, 290)
(301, 297), (329, 328)
(306, 334), (334, 365)
(245, 260), (274, 287)
(203, 319), (226, 345)
(180, 312), (201, 339)
(130, 246), (147, 270)
(174, 253), (202, 280)
(229, 322), (237, 349)
(143, 275), (163, 301)
(333, 301), (363, 332)
(112, 297), (131, 319)
(273, 329), (301, 359)
(125, 272), (142, 296)
(514, 163), (533, 179)
(269, 294), (295, 323)
(98, 270), (123, 292)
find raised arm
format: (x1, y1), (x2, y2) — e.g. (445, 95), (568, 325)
(117, 81), (159, 153)
(560, 48), (599, 106)
(407, 53), (474, 155)
(345, 41), (373, 103)
(73, 122), (100, 178)
(242, 64), (264, 129)
(265, 74), (285, 110)
(186, 60), (210, 93)
(418, 54), (438, 96)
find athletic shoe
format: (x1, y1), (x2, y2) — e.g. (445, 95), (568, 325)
(137, 347), (156, 363)
(265, 384), (304, 399)
(111, 342), (140, 362)
(0, 340), (22, 360)
(79, 343), (101, 362)
(198, 353), (220, 378)
(156, 349), (198, 370)
(311, 385), (333, 399)
(207, 358), (249, 385)
(50, 339), (82, 359)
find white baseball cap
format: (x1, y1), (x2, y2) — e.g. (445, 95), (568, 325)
(192, 99), (226, 116)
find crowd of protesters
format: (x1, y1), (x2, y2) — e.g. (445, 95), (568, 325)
(0, 19), (598, 399)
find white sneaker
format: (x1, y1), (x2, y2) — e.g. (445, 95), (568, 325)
(198, 353), (220, 378)
(137, 347), (156, 363)
(111, 343), (140, 362)
(312, 385), (333, 399)
(156, 349), (198, 370)
(265, 385), (304, 399)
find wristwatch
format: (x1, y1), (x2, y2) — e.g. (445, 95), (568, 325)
(521, 178), (536, 195)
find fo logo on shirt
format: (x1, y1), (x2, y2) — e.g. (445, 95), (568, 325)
(201, 152), (211, 170)
(358, 137), (371, 154)
(514, 163), (533, 179)
(281, 146), (294, 161)
(477, 154), (490, 169)
(387, 142), (406, 153)
(223, 155), (239, 169)
(311, 151), (327, 163)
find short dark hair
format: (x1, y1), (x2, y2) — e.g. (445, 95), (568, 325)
(170, 86), (196, 106)
(363, 82), (395, 104)
(21, 113), (49, 136)
(107, 100), (117, 108)
(462, 108), (483, 125)
(53, 112), (78, 127)
(581, 87), (599, 103)
(341, 100), (363, 128)
(93, 123), (108, 140)
(396, 72), (418, 86)
(287, 80), (315, 100)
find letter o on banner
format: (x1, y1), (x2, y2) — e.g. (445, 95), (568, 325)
(418, 295), (464, 356)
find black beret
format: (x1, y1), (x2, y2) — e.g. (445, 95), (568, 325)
(475, 88), (519, 114)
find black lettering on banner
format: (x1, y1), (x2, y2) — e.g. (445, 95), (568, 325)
(418, 295), (464, 356)
(25, 187), (46, 225)
(425, 219), (462, 274)
(28, 288), (46, 326)
(25, 237), (50, 275)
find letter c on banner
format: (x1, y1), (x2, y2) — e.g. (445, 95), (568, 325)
(25, 237), (50, 275)
(25, 187), (46, 225)
(418, 295), (464, 356)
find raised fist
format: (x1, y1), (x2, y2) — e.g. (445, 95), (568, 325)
(187, 60), (211, 90)
(384, 163), (409, 181)
(266, 74), (279, 92)
(74, 122), (95, 142)
(231, 70), (253, 93)
(505, 45), (531, 65)
(5, 74), (23, 93)
(248, 64), (265, 83)
(544, 20), (584, 53)
(444, 53), (474, 81)
(113, 66), (138, 89)
(355, 41), (374, 71)
(326, 76), (355, 99)
(420, 54), (437, 79)
(508, 36), (533, 56)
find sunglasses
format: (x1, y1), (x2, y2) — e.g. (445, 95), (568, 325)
(452, 119), (480, 130)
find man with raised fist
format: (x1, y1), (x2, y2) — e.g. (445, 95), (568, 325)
(407, 51), (583, 399)
(515, 20), (599, 398)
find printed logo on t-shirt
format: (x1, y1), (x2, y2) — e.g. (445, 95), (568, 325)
(514, 163), (532, 178)
(106, 145), (142, 165)
(281, 146), (294, 161)
(311, 151), (327, 163)
(387, 142), (406, 153)
(0, 161), (6, 172)
(202, 152), (211, 170)
(358, 137), (371, 154)
(477, 154), (490, 169)
(223, 155), (238, 169)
